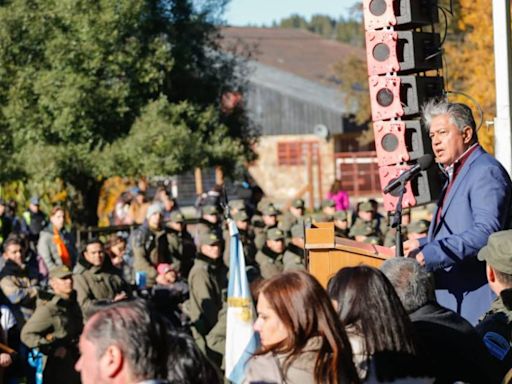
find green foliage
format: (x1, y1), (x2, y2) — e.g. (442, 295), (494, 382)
(0, 0), (256, 224)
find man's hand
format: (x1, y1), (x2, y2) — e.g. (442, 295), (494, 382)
(0, 353), (12, 367)
(403, 239), (421, 257)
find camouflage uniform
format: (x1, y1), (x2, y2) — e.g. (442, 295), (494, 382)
(333, 210), (350, 238)
(349, 218), (383, 245)
(278, 198), (305, 235)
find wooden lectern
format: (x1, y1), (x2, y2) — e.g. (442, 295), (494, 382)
(305, 222), (394, 287)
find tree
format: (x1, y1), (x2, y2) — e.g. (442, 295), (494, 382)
(444, 0), (494, 153)
(0, 0), (256, 225)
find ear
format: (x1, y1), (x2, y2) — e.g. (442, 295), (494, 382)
(462, 125), (474, 144)
(101, 345), (124, 378)
(486, 264), (496, 283)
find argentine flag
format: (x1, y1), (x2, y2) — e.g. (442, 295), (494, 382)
(225, 219), (259, 383)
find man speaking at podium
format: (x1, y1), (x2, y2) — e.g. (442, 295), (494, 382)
(403, 99), (512, 325)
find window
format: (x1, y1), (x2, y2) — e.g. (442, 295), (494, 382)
(277, 141), (319, 166)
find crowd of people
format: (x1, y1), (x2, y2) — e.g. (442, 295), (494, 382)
(0, 98), (510, 383)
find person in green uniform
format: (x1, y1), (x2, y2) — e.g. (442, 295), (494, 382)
(186, 231), (227, 367)
(349, 201), (383, 244)
(166, 210), (196, 279)
(21, 265), (82, 384)
(279, 198), (305, 235)
(282, 223), (306, 271)
(255, 227), (286, 279)
(476, 230), (512, 379)
(73, 238), (131, 317)
(254, 203), (280, 250)
(333, 210), (350, 238)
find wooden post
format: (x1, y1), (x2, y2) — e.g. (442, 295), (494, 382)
(316, 144), (323, 201)
(194, 167), (203, 195)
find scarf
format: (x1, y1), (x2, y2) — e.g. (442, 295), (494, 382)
(53, 226), (71, 267)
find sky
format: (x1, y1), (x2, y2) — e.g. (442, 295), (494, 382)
(224, 0), (360, 27)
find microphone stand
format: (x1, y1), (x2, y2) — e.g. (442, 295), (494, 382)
(391, 179), (407, 258)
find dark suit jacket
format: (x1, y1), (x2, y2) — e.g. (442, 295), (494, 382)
(411, 302), (500, 384)
(419, 146), (512, 325)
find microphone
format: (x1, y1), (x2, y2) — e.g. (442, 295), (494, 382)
(383, 154), (434, 194)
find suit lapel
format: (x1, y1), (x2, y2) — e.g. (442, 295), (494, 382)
(433, 147), (484, 237)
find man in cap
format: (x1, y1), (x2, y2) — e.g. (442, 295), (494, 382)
(129, 202), (172, 288)
(186, 231), (227, 365)
(228, 199), (246, 217)
(73, 238), (131, 316)
(255, 227), (287, 279)
(406, 219), (430, 241)
(333, 210), (350, 238)
(349, 201), (383, 242)
(279, 198), (305, 234)
(223, 209), (257, 269)
(166, 210), (196, 279)
(254, 203), (280, 250)
(21, 196), (47, 250)
(195, 204), (223, 248)
(283, 223), (306, 271)
(313, 199), (336, 223)
(476, 230), (512, 377)
(21, 265), (82, 383)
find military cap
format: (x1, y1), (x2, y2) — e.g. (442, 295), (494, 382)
(359, 201), (373, 212)
(267, 228), (285, 241)
(333, 211), (348, 221)
(233, 210), (249, 222)
(350, 222), (376, 237)
(257, 200), (270, 212)
(49, 265), (73, 279)
(202, 205), (219, 215)
(478, 230), (512, 274)
(199, 231), (221, 246)
(170, 211), (185, 223)
(146, 203), (163, 219)
(290, 223), (305, 239)
(261, 204), (279, 216)
(228, 199), (246, 210)
(291, 199), (305, 209)
(321, 199), (335, 209)
(407, 220), (430, 234)
(29, 196), (40, 205)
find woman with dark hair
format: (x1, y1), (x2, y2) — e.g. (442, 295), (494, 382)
(243, 270), (359, 384)
(327, 266), (433, 383)
(166, 329), (221, 384)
